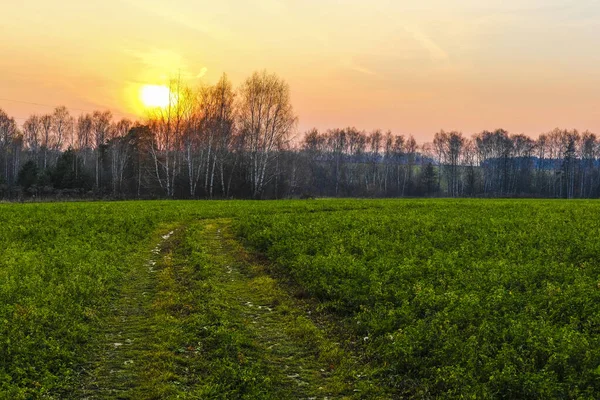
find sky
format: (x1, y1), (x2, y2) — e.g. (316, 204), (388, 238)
(1, 0), (599, 142)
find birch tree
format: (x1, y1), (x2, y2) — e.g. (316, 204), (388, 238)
(204, 74), (235, 198)
(109, 119), (133, 195)
(148, 80), (193, 197)
(51, 106), (72, 153)
(23, 115), (42, 166)
(0, 109), (18, 185)
(92, 110), (112, 190)
(76, 114), (93, 167)
(40, 114), (53, 169)
(238, 71), (297, 198)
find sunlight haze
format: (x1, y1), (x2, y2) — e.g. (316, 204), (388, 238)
(1, 0), (599, 141)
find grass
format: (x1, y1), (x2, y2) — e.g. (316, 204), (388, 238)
(1, 199), (599, 398)
(0, 199), (373, 397)
(236, 199), (600, 398)
(78, 218), (389, 399)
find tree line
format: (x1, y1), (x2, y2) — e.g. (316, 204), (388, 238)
(1, 71), (598, 199)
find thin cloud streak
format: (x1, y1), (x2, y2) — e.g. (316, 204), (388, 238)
(403, 26), (449, 61)
(342, 59), (377, 76)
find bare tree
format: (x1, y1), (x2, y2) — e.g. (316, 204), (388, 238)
(579, 131), (597, 197)
(76, 114), (93, 168)
(209, 74), (236, 198)
(92, 110), (113, 190)
(148, 79), (193, 197)
(474, 129), (511, 195)
(345, 127), (366, 191)
(434, 131), (465, 196)
(182, 88), (204, 198)
(109, 119), (133, 195)
(40, 114), (53, 169)
(367, 130), (382, 192)
(183, 74), (236, 198)
(510, 134), (535, 194)
(382, 131), (394, 194)
(302, 128), (326, 195)
(535, 133), (549, 195)
(326, 128), (347, 196)
(405, 135), (418, 196)
(462, 139), (478, 195)
(391, 133), (405, 195)
(0, 109), (18, 185)
(560, 129), (579, 199)
(52, 106), (72, 151)
(237, 70), (297, 198)
(23, 115), (42, 166)
(51, 106), (73, 167)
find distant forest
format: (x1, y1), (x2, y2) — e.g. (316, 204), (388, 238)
(0, 71), (598, 200)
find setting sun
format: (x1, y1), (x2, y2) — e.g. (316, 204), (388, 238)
(140, 85), (172, 108)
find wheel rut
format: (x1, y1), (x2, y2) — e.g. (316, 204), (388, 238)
(79, 227), (179, 399)
(76, 219), (384, 399)
(208, 223), (339, 399)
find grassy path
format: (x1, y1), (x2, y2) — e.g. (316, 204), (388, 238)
(78, 224), (182, 399)
(77, 219), (387, 399)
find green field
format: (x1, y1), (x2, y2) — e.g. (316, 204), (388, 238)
(1, 200), (599, 398)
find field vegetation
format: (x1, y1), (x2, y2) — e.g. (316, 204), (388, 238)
(0, 199), (598, 398)
(238, 199), (600, 398)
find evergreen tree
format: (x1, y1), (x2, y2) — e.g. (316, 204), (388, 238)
(17, 160), (39, 192)
(52, 148), (91, 191)
(421, 162), (438, 196)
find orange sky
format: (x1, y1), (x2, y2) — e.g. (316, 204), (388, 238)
(1, 0), (599, 142)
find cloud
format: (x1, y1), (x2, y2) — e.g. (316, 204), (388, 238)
(125, 47), (198, 83)
(404, 26), (449, 61)
(349, 64), (376, 76)
(122, 0), (235, 43)
(343, 59), (376, 76)
(196, 67), (208, 78)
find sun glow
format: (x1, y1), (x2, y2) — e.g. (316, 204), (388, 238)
(140, 85), (172, 108)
